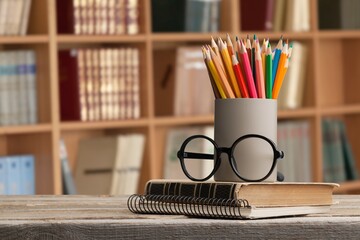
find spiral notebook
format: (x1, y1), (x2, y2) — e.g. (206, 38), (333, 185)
(127, 194), (331, 219)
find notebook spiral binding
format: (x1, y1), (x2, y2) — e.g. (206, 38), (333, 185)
(127, 194), (251, 219)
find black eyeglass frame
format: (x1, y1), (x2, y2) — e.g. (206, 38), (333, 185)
(177, 134), (284, 182)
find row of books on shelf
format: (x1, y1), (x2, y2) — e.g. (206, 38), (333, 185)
(0, 0), (31, 36)
(319, 0), (360, 30)
(241, 0), (310, 32)
(0, 155), (35, 195)
(0, 50), (37, 126)
(322, 118), (358, 183)
(152, 0), (221, 33)
(70, 133), (146, 195)
(59, 47), (140, 122)
(57, 0), (139, 35)
(173, 42), (307, 116)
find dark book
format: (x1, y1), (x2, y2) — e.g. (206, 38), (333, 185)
(151, 0), (185, 32)
(56, 0), (76, 34)
(240, 0), (269, 31)
(318, 0), (341, 29)
(58, 50), (87, 121)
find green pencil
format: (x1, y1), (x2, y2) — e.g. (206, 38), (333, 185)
(266, 43), (272, 99)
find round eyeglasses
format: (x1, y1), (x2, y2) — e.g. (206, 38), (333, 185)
(177, 134), (284, 182)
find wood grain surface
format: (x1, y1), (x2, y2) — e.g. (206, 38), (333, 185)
(0, 195), (360, 239)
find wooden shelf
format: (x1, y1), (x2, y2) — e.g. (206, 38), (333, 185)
(320, 104), (360, 116)
(57, 34), (147, 43)
(150, 33), (227, 42)
(319, 30), (360, 39)
(278, 108), (317, 119)
(60, 119), (150, 131)
(154, 115), (214, 126)
(0, 35), (49, 44)
(0, 124), (52, 135)
(240, 31), (315, 40)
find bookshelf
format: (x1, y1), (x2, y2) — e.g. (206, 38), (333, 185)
(1, 0), (360, 194)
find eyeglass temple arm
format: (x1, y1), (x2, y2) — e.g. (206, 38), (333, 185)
(182, 152), (214, 160)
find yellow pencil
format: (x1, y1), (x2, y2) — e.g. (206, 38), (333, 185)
(209, 47), (235, 98)
(202, 47), (221, 99)
(219, 38), (241, 98)
(204, 48), (227, 99)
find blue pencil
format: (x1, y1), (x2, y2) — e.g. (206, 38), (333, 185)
(272, 37), (283, 85)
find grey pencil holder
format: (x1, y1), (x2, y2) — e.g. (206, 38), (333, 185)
(214, 98), (278, 182)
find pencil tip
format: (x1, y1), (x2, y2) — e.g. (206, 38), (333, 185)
(254, 34), (257, 39)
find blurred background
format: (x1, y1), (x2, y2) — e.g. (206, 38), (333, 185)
(0, 0), (359, 195)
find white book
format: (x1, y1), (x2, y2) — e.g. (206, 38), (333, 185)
(16, 51), (28, 125)
(19, 0), (32, 35)
(25, 50), (37, 124)
(131, 48), (140, 119)
(12, 0), (24, 35)
(118, 48), (126, 119)
(110, 135), (126, 195)
(124, 48), (133, 119)
(0, 51), (9, 125)
(174, 47), (214, 116)
(7, 51), (19, 125)
(278, 42), (307, 109)
(123, 134), (145, 195)
(0, 0), (8, 35)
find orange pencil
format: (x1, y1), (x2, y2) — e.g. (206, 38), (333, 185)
(226, 33), (235, 56)
(272, 43), (288, 99)
(209, 47), (235, 98)
(219, 38), (241, 97)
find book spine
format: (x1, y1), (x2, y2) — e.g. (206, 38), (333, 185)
(85, 49), (94, 121)
(125, 0), (139, 34)
(56, 0), (75, 34)
(145, 181), (238, 199)
(25, 50), (37, 124)
(92, 49), (101, 120)
(131, 48), (140, 119)
(118, 48), (126, 119)
(112, 49), (120, 119)
(19, 0), (32, 35)
(59, 139), (77, 194)
(209, 0), (220, 32)
(73, 0), (82, 34)
(80, 0), (88, 34)
(124, 48), (132, 119)
(108, 0), (116, 34)
(19, 155), (35, 195)
(94, 0), (102, 34)
(6, 156), (21, 195)
(115, 0), (125, 34)
(87, 0), (95, 35)
(100, 0), (108, 34)
(105, 49), (114, 120)
(8, 51), (20, 125)
(0, 51), (8, 126)
(16, 51), (28, 125)
(77, 49), (88, 121)
(0, 0), (8, 35)
(0, 157), (7, 194)
(99, 48), (108, 120)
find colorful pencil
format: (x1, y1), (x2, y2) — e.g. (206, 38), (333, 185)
(266, 44), (272, 99)
(202, 47), (221, 99)
(209, 47), (235, 98)
(261, 38), (268, 78)
(232, 54), (249, 98)
(204, 48), (227, 99)
(273, 43), (289, 99)
(255, 40), (266, 98)
(226, 33), (235, 56)
(219, 38), (241, 98)
(239, 39), (258, 98)
(272, 36), (283, 84)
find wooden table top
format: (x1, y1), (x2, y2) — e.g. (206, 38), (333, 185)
(0, 195), (360, 239)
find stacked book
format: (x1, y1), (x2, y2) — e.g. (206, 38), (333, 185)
(128, 179), (338, 220)
(57, 0), (139, 35)
(0, 155), (35, 195)
(0, 50), (37, 126)
(59, 48), (140, 122)
(0, 0), (32, 35)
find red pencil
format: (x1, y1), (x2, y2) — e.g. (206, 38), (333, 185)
(232, 55), (249, 98)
